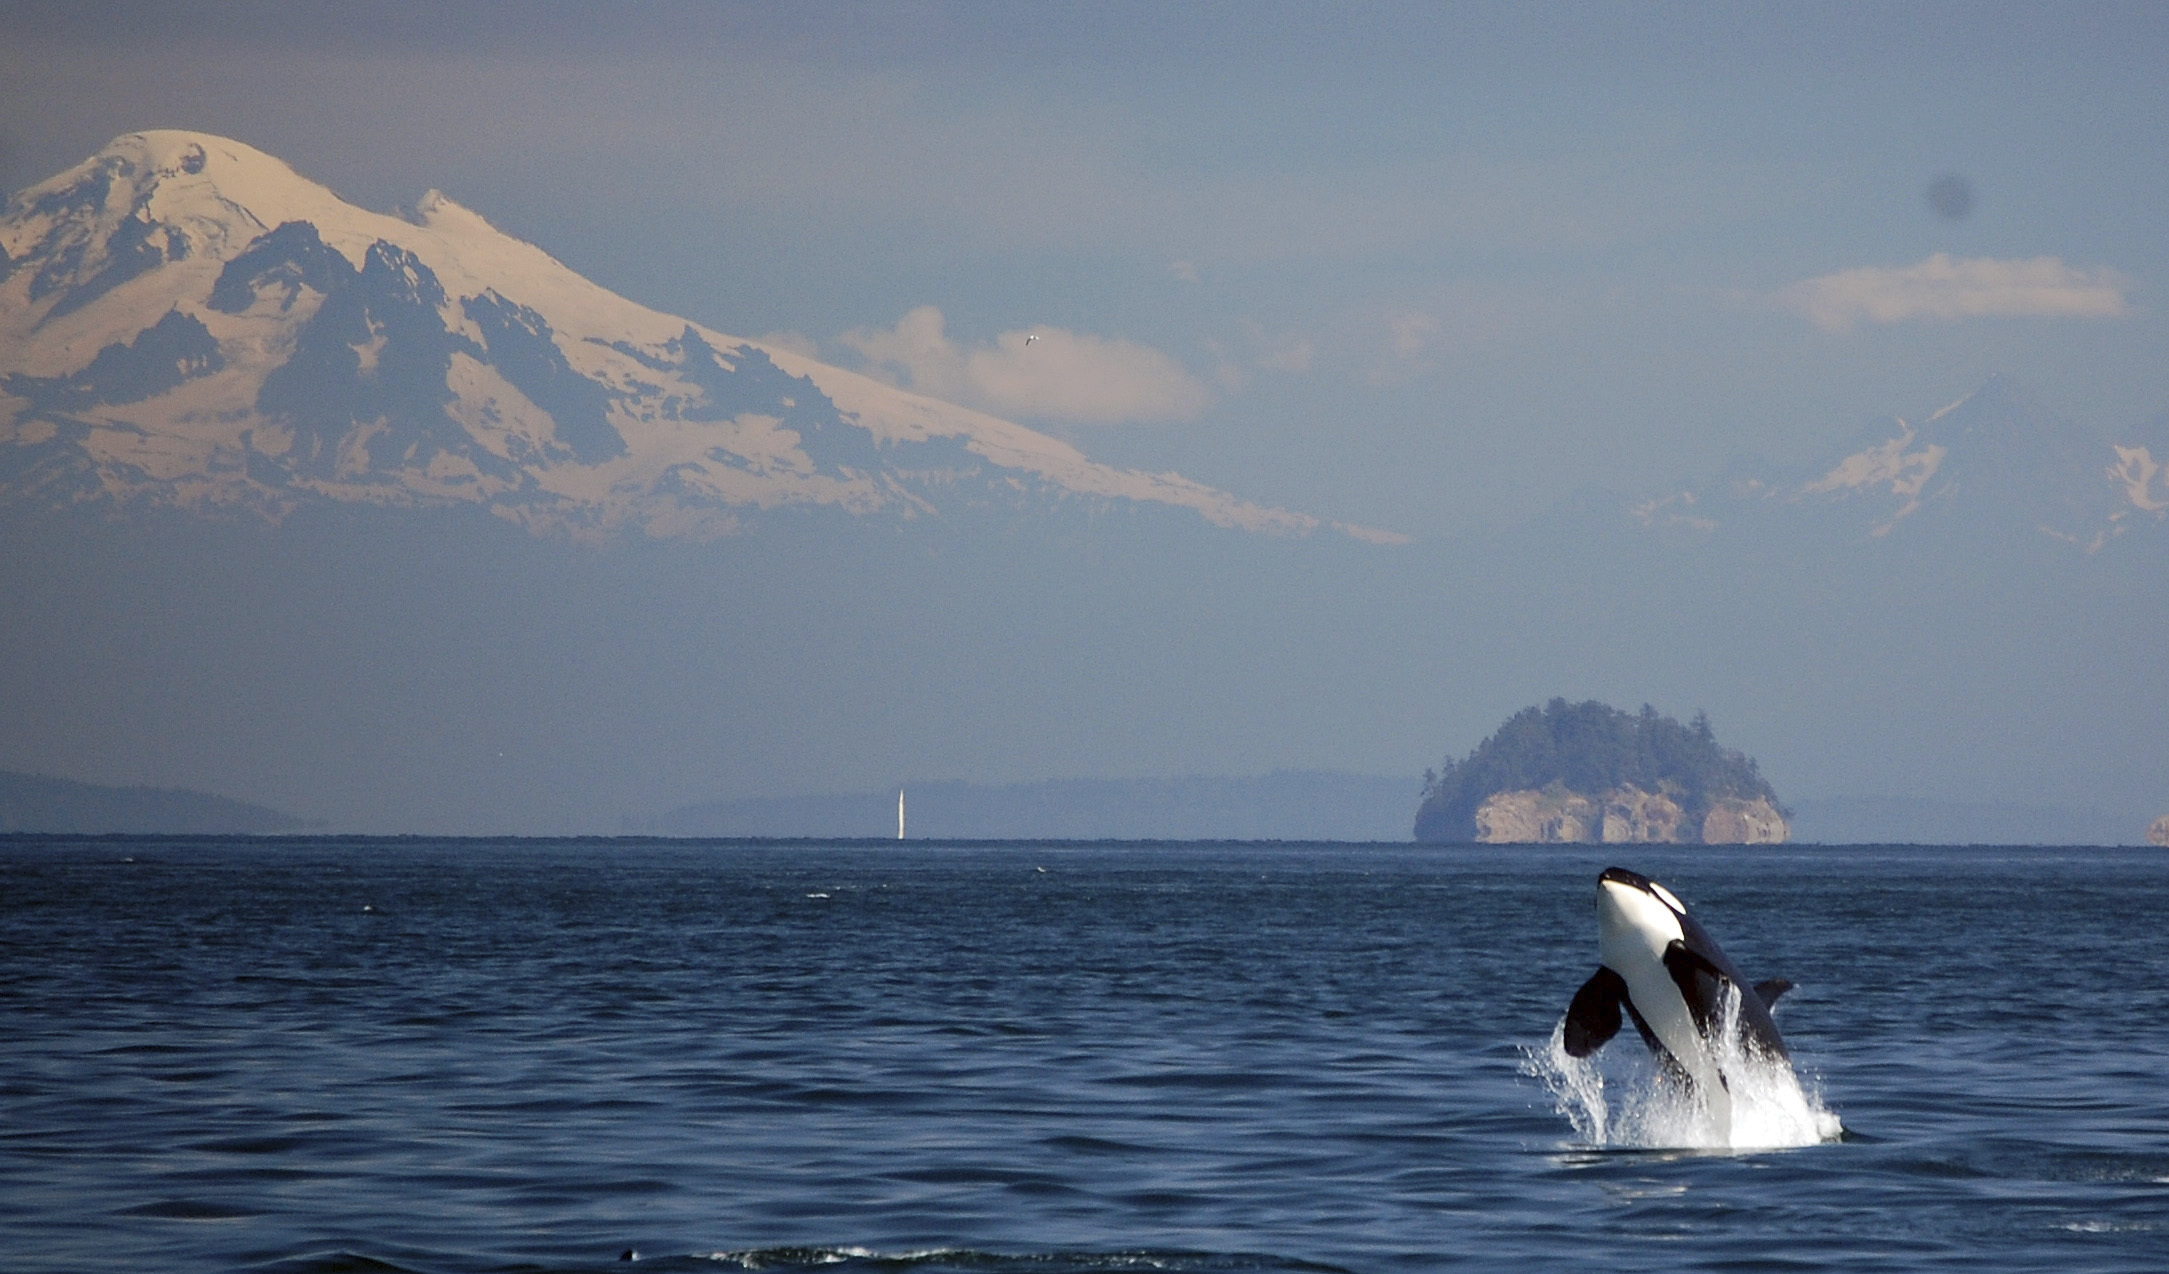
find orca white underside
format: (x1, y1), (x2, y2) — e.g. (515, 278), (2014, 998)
(1564, 867), (1798, 1143)
(1596, 876), (1735, 1131)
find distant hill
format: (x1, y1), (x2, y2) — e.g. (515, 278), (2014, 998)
(0, 770), (306, 834)
(653, 772), (1422, 841)
(1787, 796), (2152, 846)
(1414, 700), (1785, 844)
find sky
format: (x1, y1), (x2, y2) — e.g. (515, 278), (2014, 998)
(5, 0), (2165, 538)
(2, 1), (2166, 831)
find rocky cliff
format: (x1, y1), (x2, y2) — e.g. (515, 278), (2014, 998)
(1470, 785), (1786, 844)
(1699, 795), (1791, 844)
(1415, 699), (1788, 844)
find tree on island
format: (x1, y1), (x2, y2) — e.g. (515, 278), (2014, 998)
(1413, 699), (1784, 843)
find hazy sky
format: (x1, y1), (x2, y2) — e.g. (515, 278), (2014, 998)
(6, 1), (2166, 539)
(4, 2), (2167, 831)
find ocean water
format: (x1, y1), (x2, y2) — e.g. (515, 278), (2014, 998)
(3, 839), (2165, 1273)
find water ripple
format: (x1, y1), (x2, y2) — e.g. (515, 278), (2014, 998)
(4, 841), (2167, 1273)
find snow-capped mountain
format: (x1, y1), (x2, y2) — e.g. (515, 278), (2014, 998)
(1632, 377), (2169, 552)
(0, 131), (1399, 542)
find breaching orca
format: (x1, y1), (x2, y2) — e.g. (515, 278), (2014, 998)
(1562, 866), (1795, 1136)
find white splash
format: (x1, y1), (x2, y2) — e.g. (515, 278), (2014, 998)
(1523, 990), (1842, 1151)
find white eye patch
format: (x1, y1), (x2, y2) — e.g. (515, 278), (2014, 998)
(1650, 882), (1685, 914)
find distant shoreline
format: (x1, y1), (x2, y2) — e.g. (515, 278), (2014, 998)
(4, 832), (2155, 851)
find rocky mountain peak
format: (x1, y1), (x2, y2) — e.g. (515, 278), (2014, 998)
(1634, 375), (2166, 552)
(3, 131), (1395, 542)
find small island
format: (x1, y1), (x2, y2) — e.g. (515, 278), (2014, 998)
(1414, 699), (1788, 844)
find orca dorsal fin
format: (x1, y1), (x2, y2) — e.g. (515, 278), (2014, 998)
(1563, 966), (1628, 1058)
(1754, 978), (1795, 1009)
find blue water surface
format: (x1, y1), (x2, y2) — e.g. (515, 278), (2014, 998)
(2, 839), (2165, 1273)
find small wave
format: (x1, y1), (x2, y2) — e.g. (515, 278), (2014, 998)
(1521, 1004), (1842, 1151)
(120, 1197), (260, 1220)
(246, 1253), (421, 1274)
(697, 1247), (1348, 1274)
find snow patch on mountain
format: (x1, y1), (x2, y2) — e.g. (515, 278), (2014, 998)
(2109, 445), (2167, 514)
(1, 130), (1403, 543)
(1626, 377), (2165, 552)
(1801, 419), (1947, 535)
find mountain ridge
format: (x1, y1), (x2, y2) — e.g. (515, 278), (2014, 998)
(0, 768), (307, 834)
(0, 130), (1402, 543)
(1627, 375), (2168, 553)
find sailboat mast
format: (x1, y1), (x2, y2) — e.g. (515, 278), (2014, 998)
(898, 788), (906, 840)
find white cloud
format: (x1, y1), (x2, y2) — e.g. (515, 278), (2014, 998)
(1198, 322), (1312, 395)
(841, 306), (1212, 425)
(1390, 311), (1443, 357)
(754, 330), (820, 360)
(1780, 254), (2135, 332)
(1362, 310), (1445, 385)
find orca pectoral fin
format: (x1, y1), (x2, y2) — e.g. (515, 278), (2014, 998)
(1753, 978), (1795, 1009)
(1661, 940), (1728, 1032)
(1662, 939), (1727, 983)
(1563, 966), (1627, 1058)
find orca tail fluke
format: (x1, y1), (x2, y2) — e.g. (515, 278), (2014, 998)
(1563, 966), (1628, 1057)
